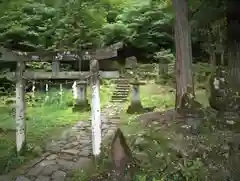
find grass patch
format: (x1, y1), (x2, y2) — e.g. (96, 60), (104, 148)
(0, 82), (114, 174)
(118, 84), (231, 181)
(72, 83), (229, 181)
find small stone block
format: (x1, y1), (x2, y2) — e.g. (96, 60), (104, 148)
(0, 175), (12, 181)
(61, 149), (80, 155)
(52, 171), (66, 181)
(15, 176), (31, 181)
(35, 175), (50, 181)
(46, 154), (58, 160)
(57, 159), (75, 171)
(78, 148), (90, 157)
(41, 164), (59, 176)
(26, 164), (44, 177)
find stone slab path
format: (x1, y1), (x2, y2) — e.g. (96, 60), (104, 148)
(0, 103), (124, 181)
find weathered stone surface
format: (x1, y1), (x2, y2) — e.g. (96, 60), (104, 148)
(17, 155), (47, 175)
(46, 154), (58, 160)
(80, 139), (91, 145)
(72, 141), (80, 146)
(105, 128), (117, 138)
(67, 136), (78, 142)
(62, 141), (79, 149)
(15, 176), (31, 181)
(58, 153), (77, 161)
(52, 171), (66, 181)
(78, 148), (90, 157)
(45, 142), (61, 153)
(0, 175), (12, 181)
(26, 164), (44, 177)
(41, 164), (59, 176)
(61, 149), (79, 155)
(57, 159), (75, 171)
(74, 157), (92, 169)
(35, 175), (50, 181)
(39, 160), (56, 167)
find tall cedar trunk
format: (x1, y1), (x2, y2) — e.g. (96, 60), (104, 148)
(172, 0), (194, 111)
(227, 0), (240, 87)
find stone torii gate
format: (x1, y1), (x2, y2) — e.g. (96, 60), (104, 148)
(0, 42), (122, 156)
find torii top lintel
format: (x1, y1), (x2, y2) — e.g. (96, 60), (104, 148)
(0, 42), (123, 62)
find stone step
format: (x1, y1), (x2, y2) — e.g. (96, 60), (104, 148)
(111, 95), (128, 99)
(114, 78), (129, 81)
(115, 88), (130, 91)
(115, 80), (129, 82)
(112, 95), (129, 98)
(116, 83), (130, 86)
(115, 85), (131, 89)
(115, 81), (130, 84)
(115, 83), (130, 86)
(112, 93), (129, 96)
(112, 92), (129, 97)
(117, 82), (130, 86)
(116, 85), (130, 89)
(110, 99), (128, 102)
(113, 90), (129, 92)
(113, 90), (129, 93)
(113, 90), (130, 94)
(111, 96), (129, 100)
(116, 82), (130, 84)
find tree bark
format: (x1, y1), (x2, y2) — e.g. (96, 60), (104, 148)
(227, 0), (240, 88)
(172, 0), (195, 112)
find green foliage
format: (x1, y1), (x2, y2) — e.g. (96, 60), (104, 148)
(154, 48), (175, 63)
(0, 0), (226, 62)
(0, 0), (57, 50)
(0, 0), (109, 51)
(193, 63), (215, 83)
(103, 0), (173, 58)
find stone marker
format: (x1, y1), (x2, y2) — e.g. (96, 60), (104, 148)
(72, 80), (90, 112)
(127, 81), (145, 114)
(125, 56), (137, 69)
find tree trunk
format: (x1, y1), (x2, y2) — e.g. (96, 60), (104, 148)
(227, 0), (240, 88)
(210, 52), (216, 66)
(172, 0), (195, 112)
(220, 51), (225, 65)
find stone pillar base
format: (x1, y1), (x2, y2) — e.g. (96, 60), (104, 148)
(72, 100), (90, 112)
(127, 102), (145, 114)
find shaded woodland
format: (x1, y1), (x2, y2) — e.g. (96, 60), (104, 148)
(0, 0), (240, 181)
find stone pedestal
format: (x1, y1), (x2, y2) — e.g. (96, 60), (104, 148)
(72, 81), (90, 112)
(127, 81), (145, 114)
